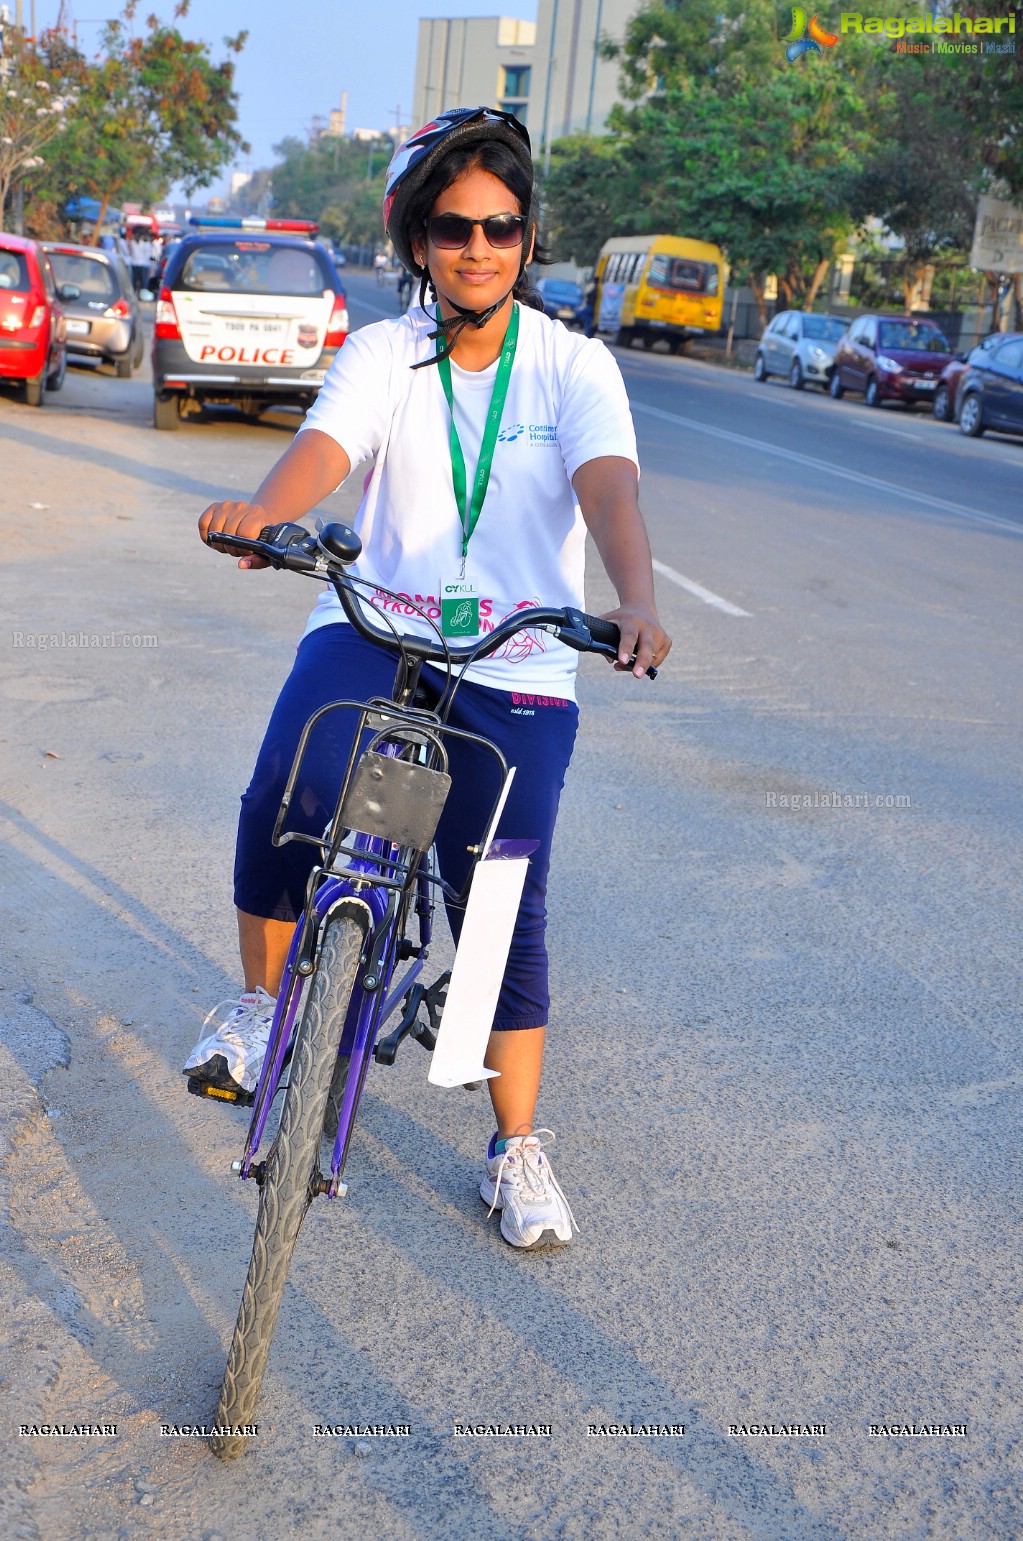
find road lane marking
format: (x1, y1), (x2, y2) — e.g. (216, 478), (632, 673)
(652, 558), (752, 616)
(631, 400), (1023, 536)
(851, 420), (928, 442)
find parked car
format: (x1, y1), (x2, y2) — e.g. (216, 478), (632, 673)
(535, 277), (587, 328)
(42, 242), (144, 377)
(754, 310), (848, 390)
(830, 315), (954, 407)
(152, 219), (348, 429)
(0, 231), (72, 406)
(956, 332), (1023, 439)
(933, 333), (1007, 422)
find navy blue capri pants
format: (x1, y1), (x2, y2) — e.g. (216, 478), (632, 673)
(234, 624), (579, 1031)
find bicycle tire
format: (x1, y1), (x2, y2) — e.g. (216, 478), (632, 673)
(211, 908), (367, 1458)
(322, 1049), (352, 1141)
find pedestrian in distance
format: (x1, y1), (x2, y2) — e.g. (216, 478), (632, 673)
(128, 233), (149, 294)
(582, 276), (598, 338)
(183, 105), (671, 1250)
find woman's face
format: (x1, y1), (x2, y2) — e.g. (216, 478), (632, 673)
(412, 165), (532, 318)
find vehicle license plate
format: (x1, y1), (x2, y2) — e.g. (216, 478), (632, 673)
(66, 319), (90, 335)
(220, 318), (287, 341)
(914, 379), (935, 389)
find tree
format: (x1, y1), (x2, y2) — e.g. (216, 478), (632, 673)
(545, 0), (1012, 320)
(607, 0), (781, 98)
(676, 73), (870, 312)
(539, 135), (628, 265)
(58, 1), (247, 239)
(544, 64), (871, 320)
(0, 23), (79, 229)
(942, 5), (1023, 200)
(267, 133), (397, 247)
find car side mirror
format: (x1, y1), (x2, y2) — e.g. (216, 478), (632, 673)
(58, 283), (80, 302)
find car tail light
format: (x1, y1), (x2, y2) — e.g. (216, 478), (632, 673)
(104, 297), (132, 319)
(155, 286), (181, 340)
(324, 293), (349, 348)
(29, 305), (47, 328)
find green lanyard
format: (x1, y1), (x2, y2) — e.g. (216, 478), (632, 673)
(436, 302), (519, 571)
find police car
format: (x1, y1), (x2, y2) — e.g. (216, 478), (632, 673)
(152, 218), (348, 429)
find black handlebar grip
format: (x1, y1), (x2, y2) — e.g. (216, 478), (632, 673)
(581, 612), (621, 649)
(577, 609), (657, 678)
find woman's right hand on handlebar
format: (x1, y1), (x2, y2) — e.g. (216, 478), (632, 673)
(199, 434), (350, 569)
(199, 501), (278, 570)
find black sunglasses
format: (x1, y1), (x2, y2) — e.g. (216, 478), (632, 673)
(424, 213), (527, 250)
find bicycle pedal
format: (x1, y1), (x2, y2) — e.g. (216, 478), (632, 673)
(186, 1076), (255, 1108)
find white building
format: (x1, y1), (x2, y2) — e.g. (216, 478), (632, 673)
(413, 17), (536, 131)
(411, 4), (636, 151)
(532, 0), (634, 147)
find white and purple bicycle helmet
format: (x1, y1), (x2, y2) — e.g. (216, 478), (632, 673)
(383, 106), (534, 279)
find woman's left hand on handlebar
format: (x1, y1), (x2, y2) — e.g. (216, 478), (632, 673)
(602, 604), (671, 678)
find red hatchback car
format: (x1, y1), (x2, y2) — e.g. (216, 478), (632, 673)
(830, 315), (954, 408)
(0, 231), (72, 406)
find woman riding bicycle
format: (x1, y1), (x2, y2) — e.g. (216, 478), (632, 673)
(183, 106), (671, 1249)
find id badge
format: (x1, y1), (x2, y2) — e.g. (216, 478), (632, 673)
(440, 577), (480, 638)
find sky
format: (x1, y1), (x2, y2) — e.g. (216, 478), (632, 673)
(33, 0), (537, 192)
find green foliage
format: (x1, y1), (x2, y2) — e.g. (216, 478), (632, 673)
(18, 1), (246, 239)
(540, 136), (629, 264)
(0, 25), (81, 228)
(544, 0), (1022, 307)
(565, 64), (870, 302)
(267, 134), (397, 248)
(608, 0), (781, 97)
(841, 21), (980, 263)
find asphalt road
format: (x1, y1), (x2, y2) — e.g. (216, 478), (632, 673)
(0, 277), (1020, 1540)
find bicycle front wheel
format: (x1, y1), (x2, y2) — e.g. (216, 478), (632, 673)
(211, 907), (367, 1458)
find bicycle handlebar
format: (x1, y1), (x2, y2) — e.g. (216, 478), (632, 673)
(205, 521), (656, 678)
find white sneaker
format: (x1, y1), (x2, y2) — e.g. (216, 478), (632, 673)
(182, 987), (277, 1093)
(480, 1130), (577, 1250)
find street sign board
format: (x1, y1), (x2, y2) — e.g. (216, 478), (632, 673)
(970, 194), (1023, 274)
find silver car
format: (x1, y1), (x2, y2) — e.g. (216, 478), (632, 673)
(754, 310), (848, 390)
(42, 242), (145, 377)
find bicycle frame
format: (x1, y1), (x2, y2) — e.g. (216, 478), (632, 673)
(235, 694), (510, 1199)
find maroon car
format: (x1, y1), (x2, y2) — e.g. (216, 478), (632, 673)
(830, 315), (954, 408)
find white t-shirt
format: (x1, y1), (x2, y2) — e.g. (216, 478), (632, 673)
(297, 302), (638, 697)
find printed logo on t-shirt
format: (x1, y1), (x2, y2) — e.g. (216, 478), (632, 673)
(367, 591), (546, 666)
(497, 422), (558, 446)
